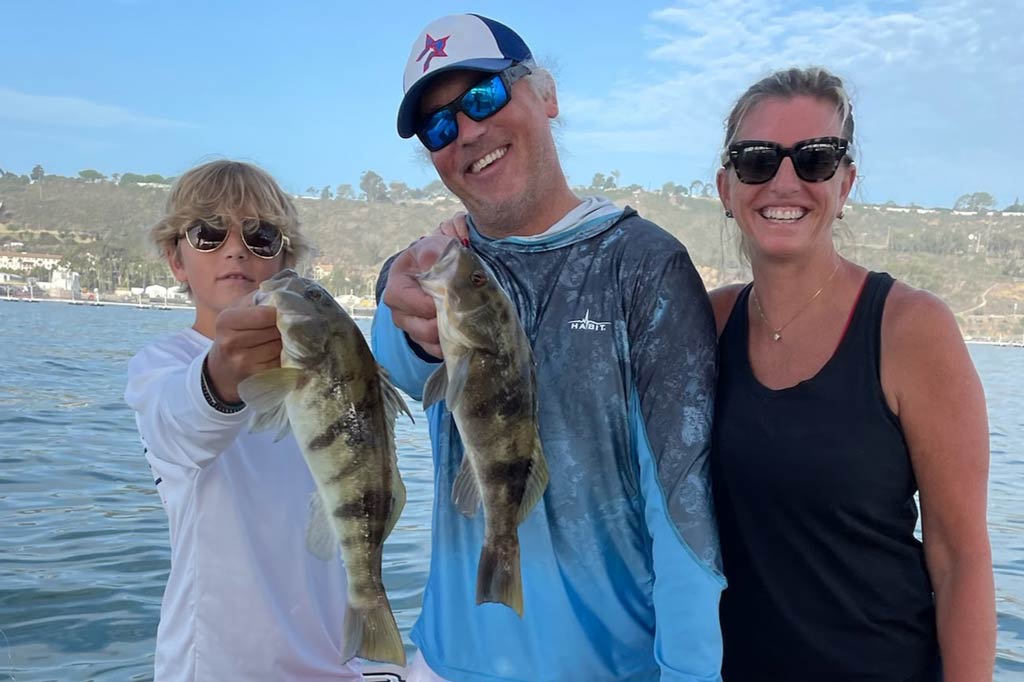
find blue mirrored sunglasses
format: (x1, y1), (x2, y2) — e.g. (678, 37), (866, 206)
(416, 64), (532, 152)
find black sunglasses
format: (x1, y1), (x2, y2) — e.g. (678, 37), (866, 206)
(416, 64), (532, 152)
(182, 217), (288, 259)
(725, 137), (850, 184)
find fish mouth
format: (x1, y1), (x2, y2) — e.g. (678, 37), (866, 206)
(416, 240), (463, 294)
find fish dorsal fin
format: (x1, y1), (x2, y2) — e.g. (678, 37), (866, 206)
(379, 366), (414, 424)
(237, 367), (303, 441)
(305, 491), (338, 561)
(517, 435), (550, 524)
(422, 363), (447, 410)
(451, 452), (481, 518)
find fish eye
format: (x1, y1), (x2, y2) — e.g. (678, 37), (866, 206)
(470, 270), (488, 288)
(305, 287), (323, 301)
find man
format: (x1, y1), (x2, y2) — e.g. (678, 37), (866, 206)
(373, 14), (724, 682)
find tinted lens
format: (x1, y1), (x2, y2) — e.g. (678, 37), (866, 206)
(185, 220), (228, 251)
(420, 111), (459, 152)
(792, 141), (842, 182)
(416, 73), (512, 152)
(733, 145), (783, 184)
(241, 220), (284, 258)
(461, 75), (509, 120)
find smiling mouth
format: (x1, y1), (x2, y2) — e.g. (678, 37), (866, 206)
(469, 146), (508, 174)
(218, 273), (253, 282)
(759, 207), (808, 222)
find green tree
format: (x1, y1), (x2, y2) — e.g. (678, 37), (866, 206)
(591, 173), (607, 190)
(79, 169), (106, 183)
(320, 185), (333, 201)
(689, 180), (705, 197)
(422, 180), (450, 199)
(389, 182), (411, 201)
(120, 172), (147, 186)
(359, 170), (389, 203)
(1002, 196), (1023, 213)
(31, 165), (44, 182)
(954, 192), (997, 211)
(335, 184), (354, 200)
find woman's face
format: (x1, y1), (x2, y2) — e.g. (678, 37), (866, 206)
(716, 95), (856, 263)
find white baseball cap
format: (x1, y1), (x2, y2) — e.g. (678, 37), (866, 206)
(397, 14), (533, 138)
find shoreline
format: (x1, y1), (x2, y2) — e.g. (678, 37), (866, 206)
(0, 295), (375, 319)
(2, 296), (1020, 345)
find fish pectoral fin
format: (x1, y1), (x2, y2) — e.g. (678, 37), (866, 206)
(422, 363), (447, 410)
(237, 367), (302, 439)
(444, 354), (472, 410)
(517, 438), (550, 525)
(451, 453), (481, 518)
(305, 492), (338, 561)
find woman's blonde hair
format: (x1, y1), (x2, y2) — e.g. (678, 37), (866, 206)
(150, 160), (312, 292)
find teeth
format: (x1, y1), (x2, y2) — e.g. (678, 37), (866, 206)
(760, 207), (807, 221)
(470, 147), (507, 174)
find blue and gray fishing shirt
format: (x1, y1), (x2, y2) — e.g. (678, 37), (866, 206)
(372, 198), (724, 682)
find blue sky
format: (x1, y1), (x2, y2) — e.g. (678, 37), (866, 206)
(4, 0), (1021, 209)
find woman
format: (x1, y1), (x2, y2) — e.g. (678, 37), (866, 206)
(711, 67), (995, 681)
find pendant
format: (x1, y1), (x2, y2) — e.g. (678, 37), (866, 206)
(772, 331), (782, 342)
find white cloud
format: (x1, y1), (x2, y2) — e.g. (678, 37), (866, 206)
(0, 88), (190, 130)
(557, 0), (1023, 203)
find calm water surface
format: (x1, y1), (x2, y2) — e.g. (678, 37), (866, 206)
(0, 302), (1021, 680)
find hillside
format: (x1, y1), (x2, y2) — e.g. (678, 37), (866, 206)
(1, 175), (1022, 341)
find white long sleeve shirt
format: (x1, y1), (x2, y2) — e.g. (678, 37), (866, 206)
(125, 328), (363, 682)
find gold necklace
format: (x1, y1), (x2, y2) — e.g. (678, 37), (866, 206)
(752, 260), (842, 342)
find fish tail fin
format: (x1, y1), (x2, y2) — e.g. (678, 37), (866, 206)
(342, 599), (406, 667)
(476, 538), (523, 617)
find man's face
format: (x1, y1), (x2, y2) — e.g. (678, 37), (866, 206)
(419, 69), (560, 238)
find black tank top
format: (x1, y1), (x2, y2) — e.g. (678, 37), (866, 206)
(712, 272), (939, 682)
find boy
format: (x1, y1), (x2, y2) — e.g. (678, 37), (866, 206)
(124, 160), (363, 681)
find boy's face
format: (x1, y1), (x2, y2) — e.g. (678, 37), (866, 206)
(168, 209), (285, 337)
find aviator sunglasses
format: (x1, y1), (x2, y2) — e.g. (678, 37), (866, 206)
(725, 136), (850, 184)
(416, 63), (532, 152)
(182, 217), (288, 259)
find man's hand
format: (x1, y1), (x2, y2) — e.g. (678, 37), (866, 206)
(206, 300), (282, 403)
(436, 211), (469, 241)
(382, 233), (456, 359)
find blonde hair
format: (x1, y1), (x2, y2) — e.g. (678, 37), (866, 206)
(722, 66), (856, 164)
(150, 160), (312, 292)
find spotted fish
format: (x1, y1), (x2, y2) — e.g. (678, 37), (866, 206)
(238, 269), (409, 666)
(418, 241), (549, 617)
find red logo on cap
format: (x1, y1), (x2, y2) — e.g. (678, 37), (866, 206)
(416, 33), (450, 72)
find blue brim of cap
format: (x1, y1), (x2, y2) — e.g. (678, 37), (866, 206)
(397, 57), (515, 139)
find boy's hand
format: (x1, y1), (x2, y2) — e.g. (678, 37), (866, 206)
(382, 234), (455, 359)
(205, 301), (281, 404)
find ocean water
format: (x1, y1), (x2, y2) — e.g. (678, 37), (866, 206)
(0, 301), (1021, 680)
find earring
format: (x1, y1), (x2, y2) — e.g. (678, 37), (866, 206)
(837, 211), (845, 220)
(725, 210), (734, 219)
